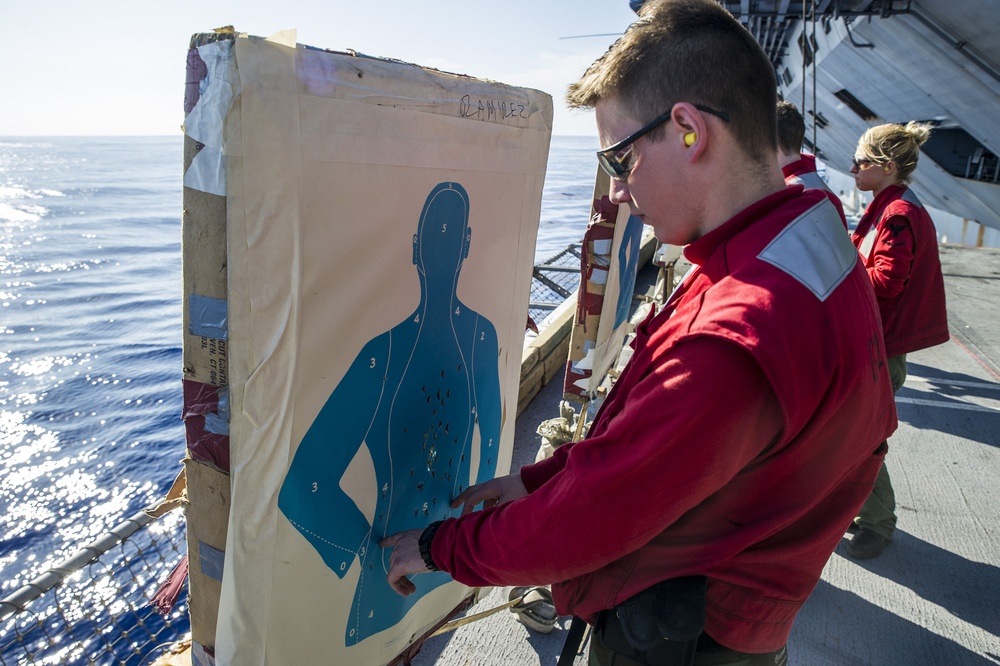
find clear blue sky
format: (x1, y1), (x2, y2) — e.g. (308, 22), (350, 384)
(0, 0), (639, 136)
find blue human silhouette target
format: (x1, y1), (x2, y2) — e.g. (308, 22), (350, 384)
(613, 214), (644, 330)
(278, 182), (502, 645)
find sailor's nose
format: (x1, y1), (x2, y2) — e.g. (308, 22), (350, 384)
(609, 177), (631, 206)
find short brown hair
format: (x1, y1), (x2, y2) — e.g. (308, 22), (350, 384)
(856, 122), (932, 185)
(776, 100), (805, 155)
(566, 0), (777, 163)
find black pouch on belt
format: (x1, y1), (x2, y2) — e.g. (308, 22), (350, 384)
(596, 575), (707, 666)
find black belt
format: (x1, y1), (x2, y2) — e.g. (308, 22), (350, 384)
(558, 576), (707, 666)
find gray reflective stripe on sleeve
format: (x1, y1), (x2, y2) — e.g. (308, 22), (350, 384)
(788, 171), (832, 193)
(858, 226), (878, 261)
(900, 187), (923, 208)
(757, 198), (857, 302)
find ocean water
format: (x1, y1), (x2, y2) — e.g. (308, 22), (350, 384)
(534, 136), (601, 261)
(0, 135), (598, 600)
(0, 137), (186, 588)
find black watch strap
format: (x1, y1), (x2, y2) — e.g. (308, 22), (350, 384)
(418, 521), (444, 572)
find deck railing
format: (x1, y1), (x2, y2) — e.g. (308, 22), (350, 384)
(0, 507), (188, 666)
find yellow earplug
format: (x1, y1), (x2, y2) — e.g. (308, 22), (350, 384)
(684, 132), (697, 147)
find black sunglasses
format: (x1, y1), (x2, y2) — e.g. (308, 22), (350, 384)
(851, 157), (876, 170)
(597, 104), (731, 181)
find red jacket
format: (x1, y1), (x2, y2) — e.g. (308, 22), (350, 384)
(782, 153), (847, 227)
(431, 187), (897, 652)
(851, 184), (949, 357)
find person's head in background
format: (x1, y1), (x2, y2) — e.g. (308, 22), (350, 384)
(776, 100), (806, 169)
(851, 122), (932, 197)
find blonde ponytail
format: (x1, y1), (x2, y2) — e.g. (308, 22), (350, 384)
(903, 121), (933, 148)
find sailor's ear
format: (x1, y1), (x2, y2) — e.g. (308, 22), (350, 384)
(463, 228), (472, 259)
(412, 233), (419, 265)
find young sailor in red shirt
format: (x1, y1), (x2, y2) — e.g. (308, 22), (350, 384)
(383, 1), (897, 662)
(776, 100), (847, 227)
(845, 121), (949, 560)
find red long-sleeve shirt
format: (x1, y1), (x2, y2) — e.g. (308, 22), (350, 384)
(432, 187), (896, 652)
(851, 184), (949, 356)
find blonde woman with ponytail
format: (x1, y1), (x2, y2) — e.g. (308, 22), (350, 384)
(846, 121), (950, 560)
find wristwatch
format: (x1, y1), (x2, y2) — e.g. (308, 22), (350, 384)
(418, 521), (444, 572)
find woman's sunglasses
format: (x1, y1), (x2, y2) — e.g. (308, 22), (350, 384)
(597, 104), (731, 181)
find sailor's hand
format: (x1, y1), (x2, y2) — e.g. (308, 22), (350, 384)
(380, 529), (426, 596)
(450, 473), (528, 516)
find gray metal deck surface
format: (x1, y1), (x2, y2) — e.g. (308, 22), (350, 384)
(412, 243), (1000, 666)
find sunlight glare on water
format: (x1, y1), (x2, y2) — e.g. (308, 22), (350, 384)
(0, 137), (185, 596)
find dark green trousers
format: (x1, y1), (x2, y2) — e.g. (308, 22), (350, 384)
(855, 354), (907, 539)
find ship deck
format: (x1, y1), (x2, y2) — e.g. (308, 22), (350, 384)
(412, 243), (1000, 665)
